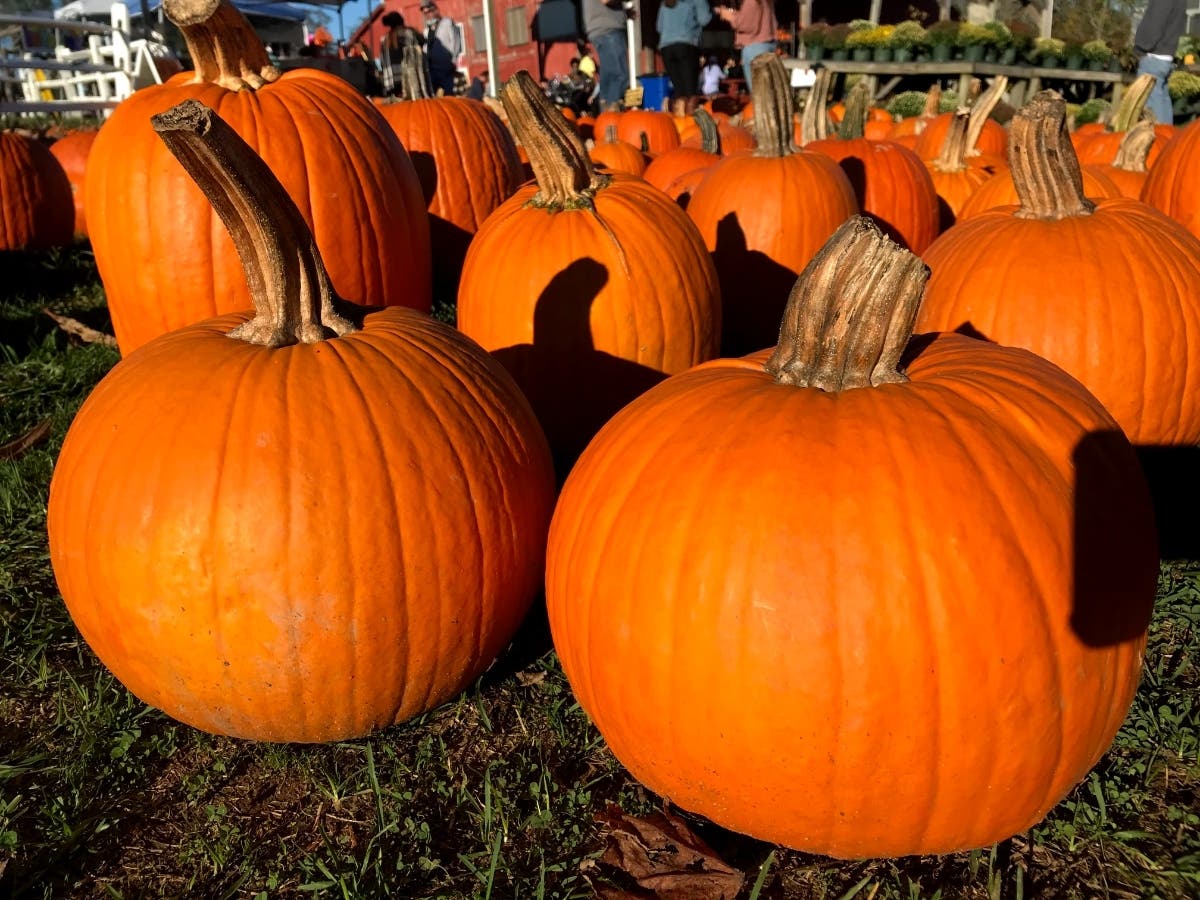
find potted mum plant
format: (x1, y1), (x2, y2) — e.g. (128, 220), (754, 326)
(956, 22), (993, 62)
(926, 19), (959, 62)
(802, 22), (829, 62)
(846, 20), (877, 62)
(982, 21), (1013, 63)
(1035, 36), (1065, 68)
(1064, 40), (1085, 70)
(889, 20), (926, 64)
(1082, 39), (1114, 71)
(1008, 17), (1037, 63)
(826, 23), (852, 60)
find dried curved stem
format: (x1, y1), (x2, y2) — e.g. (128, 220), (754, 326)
(164, 0), (279, 91)
(501, 71), (610, 209)
(765, 216), (929, 392)
(1110, 73), (1156, 131)
(1010, 91), (1095, 221)
(931, 108), (971, 172)
(751, 54), (797, 158)
(151, 100), (356, 347)
(1112, 119), (1156, 172)
(965, 75), (1006, 156)
(398, 35), (432, 100)
(799, 66), (831, 145)
(837, 81), (870, 141)
(693, 108), (722, 155)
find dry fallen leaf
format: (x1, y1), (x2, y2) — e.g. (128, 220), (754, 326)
(0, 419), (52, 461)
(595, 804), (745, 900)
(515, 669), (546, 687)
(42, 309), (118, 347)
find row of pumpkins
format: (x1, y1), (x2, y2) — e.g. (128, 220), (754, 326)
(4, 0), (1197, 861)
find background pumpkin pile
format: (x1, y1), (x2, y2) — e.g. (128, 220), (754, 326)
(2, 5), (1199, 893)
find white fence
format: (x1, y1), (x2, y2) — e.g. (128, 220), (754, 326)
(0, 4), (173, 117)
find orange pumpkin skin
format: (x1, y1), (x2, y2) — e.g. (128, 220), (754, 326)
(49, 129), (99, 237)
(682, 121), (756, 155)
(589, 136), (648, 176)
(918, 201), (1200, 445)
(1088, 162), (1146, 199)
(0, 132), (73, 251)
(376, 97), (522, 300)
(926, 154), (1007, 228)
(617, 109), (681, 153)
(686, 151), (858, 354)
(85, 70), (432, 353)
(546, 334), (1155, 858)
(914, 113), (1007, 160)
(457, 174), (720, 469)
(958, 165), (1121, 220)
(1140, 117), (1200, 239)
(48, 308), (555, 743)
(806, 137), (939, 253)
(642, 145), (718, 194)
(1074, 130), (1165, 168)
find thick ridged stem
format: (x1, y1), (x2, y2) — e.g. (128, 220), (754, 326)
(799, 65), (831, 145)
(164, 0), (279, 91)
(931, 108), (971, 172)
(1010, 91), (1095, 221)
(751, 54), (797, 157)
(964, 75), (1006, 155)
(151, 100), (356, 347)
(398, 37), (432, 100)
(765, 216), (929, 392)
(693, 108), (722, 155)
(501, 71), (610, 209)
(1110, 73), (1156, 131)
(1112, 119), (1156, 172)
(837, 80), (870, 140)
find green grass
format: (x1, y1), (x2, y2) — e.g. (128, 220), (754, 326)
(0, 247), (1197, 898)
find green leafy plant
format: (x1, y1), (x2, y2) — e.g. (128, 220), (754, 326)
(1034, 36), (1066, 58)
(982, 21), (1012, 50)
(889, 20), (927, 51)
(1074, 97), (1111, 125)
(1168, 70), (1200, 100)
(1082, 39), (1114, 62)
(1008, 17), (1037, 54)
(956, 22), (995, 48)
(886, 91), (928, 118)
(846, 25), (892, 50)
(801, 22), (829, 48)
(824, 23), (851, 50)
(926, 19), (959, 47)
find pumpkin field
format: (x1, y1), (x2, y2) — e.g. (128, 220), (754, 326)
(3, 1), (1200, 894)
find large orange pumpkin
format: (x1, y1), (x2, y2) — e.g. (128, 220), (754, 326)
(48, 129), (98, 238)
(457, 73), (720, 474)
(546, 216), (1156, 859)
(913, 80), (1008, 161)
(686, 55), (857, 356)
(924, 102), (1008, 230)
(1087, 119), (1156, 199)
(1072, 74), (1168, 168)
(918, 92), (1200, 446)
(85, 0), (431, 354)
(374, 41), (522, 303)
(642, 109), (722, 197)
(0, 131), (73, 251)
(1140, 114), (1200, 239)
(49, 101), (555, 744)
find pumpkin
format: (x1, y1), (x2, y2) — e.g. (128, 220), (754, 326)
(374, 41), (523, 303)
(0, 131), (73, 251)
(923, 85), (1009, 230)
(85, 0), (431, 354)
(48, 100), (555, 744)
(913, 79), (1008, 161)
(1140, 114), (1200, 240)
(1072, 75), (1167, 168)
(48, 129), (99, 238)
(686, 54), (857, 356)
(918, 92), (1200, 446)
(588, 125), (648, 177)
(958, 155), (1121, 221)
(546, 215), (1157, 859)
(642, 109), (722, 197)
(805, 81), (939, 254)
(616, 108), (681, 154)
(1087, 119), (1156, 199)
(457, 72), (720, 474)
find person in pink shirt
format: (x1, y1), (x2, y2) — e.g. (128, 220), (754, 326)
(714, 0), (777, 95)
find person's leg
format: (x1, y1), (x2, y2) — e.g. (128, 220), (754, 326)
(681, 44), (700, 96)
(594, 30), (628, 107)
(739, 41), (775, 96)
(661, 43), (688, 99)
(1137, 54), (1175, 126)
(431, 66), (457, 96)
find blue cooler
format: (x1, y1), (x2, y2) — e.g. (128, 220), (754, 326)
(637, 74), (672, 110)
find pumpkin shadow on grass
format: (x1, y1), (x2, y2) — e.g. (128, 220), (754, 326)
(491, 257), (667, 480)
(712, 213), (806, 358)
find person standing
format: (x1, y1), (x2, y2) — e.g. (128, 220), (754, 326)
(584, 0), (632, 109)
(657, 0), (712, 99)
(421, 0), (463, 96)
(714, 0), (776, 96)
(466, 69), (489, 100)
(1134, 0), (1187, 125)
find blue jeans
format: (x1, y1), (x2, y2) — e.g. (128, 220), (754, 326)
(1137, 54), (1174, 126)
(593, 29), (629, 108)
(740, 41), (776, 95)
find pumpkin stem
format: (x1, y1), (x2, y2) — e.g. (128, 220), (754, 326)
(836, 80), (870, 141)
(964, 75), (1006, 156)
(765, 216), (928, 392)
(164, 0), (279, 92)
(921, 84), (942, 118)
(693, 108), (722, 155)
(1109, 73), (1156, 132)
(151, 100), (356, 348)
(1112, 119), (1156, 173)
(931, 108), (971, 172)
(799, 66), (831, 145)
(502, 71), (610, 209)
(751, 54), (797, 158)
(1010, 91), (1095, 221)
(398, 35), (432, 100)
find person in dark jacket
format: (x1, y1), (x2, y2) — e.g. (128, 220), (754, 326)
(466, 69), (489, 100)
(1134, 0), (1188, 125)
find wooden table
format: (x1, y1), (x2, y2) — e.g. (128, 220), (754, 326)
(782, 58), (1135, 108)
